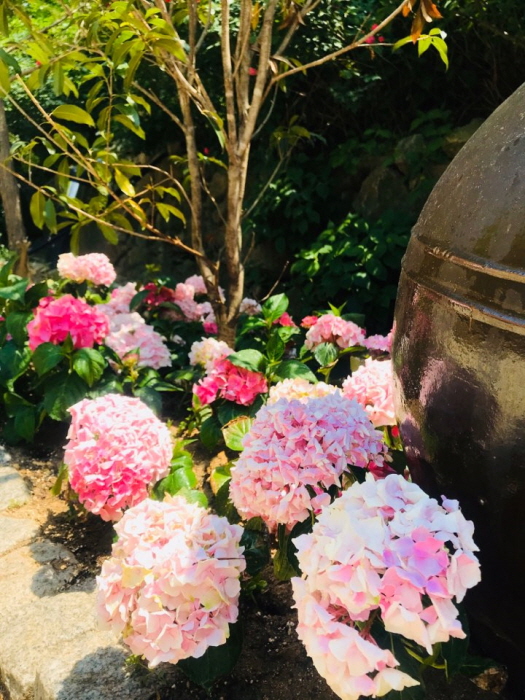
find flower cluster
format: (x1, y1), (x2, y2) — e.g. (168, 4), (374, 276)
(27, 295), (109, 351)
(292, 473), (481, 699)
(230, 394), (387, 531)
(364, 330), (393, 355)
(239, 298), (262, 316)
(104, 282), (138, 315)
(103, 311), (172, 370)
(193, 358), (267, 406)
(304, 313), (365, 350)
(57, 252), (116, 286)
(64, 394), (173, 521)
(266, 378), (337, 405)
(342, 358), (396, 427)
(96, 495), (245, 667)
(188, 337), (233, 373)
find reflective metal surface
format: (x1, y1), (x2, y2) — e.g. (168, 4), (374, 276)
(393, 83), (525, 682)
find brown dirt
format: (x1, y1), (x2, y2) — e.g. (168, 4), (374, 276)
(2, 442), (509, 700)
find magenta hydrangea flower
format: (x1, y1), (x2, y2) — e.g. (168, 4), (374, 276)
(64, 394), (173, 521)
(96, 495), (245, 667)
(27, 295), (109, 351)
(291, 474), (481, 698)
(193, 358), (268, 406)
(57, 252), (116, 286)
(342, 358), (396, 427)
(229, 393), (387, 531)
(304, 313), (365, 350)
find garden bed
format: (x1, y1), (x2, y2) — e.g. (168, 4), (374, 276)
(0, 440), (508, 700)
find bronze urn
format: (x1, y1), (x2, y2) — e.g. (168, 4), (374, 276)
(393, 83), (525, 691)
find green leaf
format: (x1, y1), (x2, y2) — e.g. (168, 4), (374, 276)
(6, 311), (31, 346)
(262, 293), (289, 323)
(210, 463), (232, 494)
(13, 404), (36, 442)
(72, 348), (106, 387)
(274, 524), (300, 580)
(240, 527), (270, 577)
(52, 105), (95, 127)
(222, 416), (253, 451)
(273, 360), (317, 383)
(266, 332), (285, 362)
(30, 191), (46, 230)
(50, 463), (68, 496)
(0, 277), (27, 302)
(0, 343), (31, 387)
(114, 168), (135, 196)
(42, 373), (88, 421)
(43, 199), (57, 234)
(200, 416), (222, 450)
(154, 466), (198, 499)
(113, 114), (145, 139)
(176, 487), (209, 507)
(133, 385), (162, 414)
(178, 622), (242, 692)
(313, 342), (339, 367)
(98, 223), (119, 244)
(129, 289), (147, 310)
(227, 349), (266, 372)
(0, 58), (10, 95)
(217, 402), (248, 426)
(32, 343), (65, 376)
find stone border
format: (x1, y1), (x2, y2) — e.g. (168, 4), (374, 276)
(0, 446), (153, 700)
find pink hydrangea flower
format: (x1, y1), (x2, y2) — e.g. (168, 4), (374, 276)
(274, 311), (296, 327)
(342, 358), (396, 427)
(239, 298), (262, 316)
(102, 311), (172, 370)
(65, 394), (173, 520)
(27, 295), (109, 351)
(304, 313), (365, 350)
(229, 393), (387, 531)
(300, 315), (319, 329)
(103, 282), (138, 315)
(364, 330), (393, 354)
(96, 495), (245, 667)
(291, 473), (481, 697)
(267, 378), (338, 405)
(57, 252), (116, 286)
(188, 337), (233, 373)
(184, 274), (208, 296)
(193, 358), (267, 406)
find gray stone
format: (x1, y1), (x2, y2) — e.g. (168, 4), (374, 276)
(394, 133), (426, 175)
(0, 515), (40, 555)
(353, 166), (409, 220)
(34, 633), (154, 700)
(0, 444), (11, 465)
(0, 466), (30, 511)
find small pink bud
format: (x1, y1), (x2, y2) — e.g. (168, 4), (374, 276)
(248, 67), (258, 76)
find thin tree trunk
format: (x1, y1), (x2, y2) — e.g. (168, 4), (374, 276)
(0, 99), (29, 277)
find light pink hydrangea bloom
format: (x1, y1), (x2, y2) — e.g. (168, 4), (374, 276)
(304, 313), (365, 350)
(96, 495), (245, 667)
(267, 378), (338, 405)
(103, 312), (171, 370)
(65, 394), (173, 520)
(184, 274), (208, 296)
(230, 394), (387, 531)
(364, 330), (393, 354)
(27, 295), (109, 351)
(239, 297), (262, 316)
(193, 358), (268, 406)
(291, 474), (481, 698)
(342, 358), (396, 427)
(57, 252), (116, 286)
(103, 282), (138, 315)
(188, 337), (233, 373)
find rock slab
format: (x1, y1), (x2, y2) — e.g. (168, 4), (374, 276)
(0, 466), (30, 511)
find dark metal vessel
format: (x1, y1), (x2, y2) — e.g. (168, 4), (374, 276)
(393, 83), (525, 687)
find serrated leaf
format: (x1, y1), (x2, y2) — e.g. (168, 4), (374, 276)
(313, 342), (339, 367)
(133, 385), (162, 414)
(6, 311), (30, 346)
(72, 348), (106, 387)
(200, 416), (222, 450)
(52, 105), (95, 127)
(178, 622), (242, 691)
(222, 416), (252, 451)
(262, 293), (288, 323)
(227, 349), (266, 372)
(43, 373), (88, 421)
(32, 343), (65, 376)
(273, 360), (317, 383)
(210, 463), (232, 494)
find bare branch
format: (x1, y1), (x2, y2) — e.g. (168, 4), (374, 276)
(274, 0), (323, 57)
(221, 0), (238, 147)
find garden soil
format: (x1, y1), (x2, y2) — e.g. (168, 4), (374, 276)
(0, 438), (509, 700)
